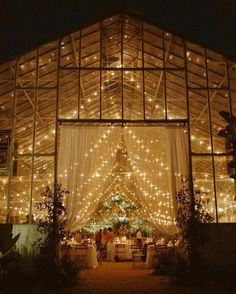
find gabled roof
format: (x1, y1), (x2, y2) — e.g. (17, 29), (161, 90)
(0, 0), (236, 63)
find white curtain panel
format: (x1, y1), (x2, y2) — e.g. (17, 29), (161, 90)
(58, 126), (189, 234)
(59, 126), (121, 231)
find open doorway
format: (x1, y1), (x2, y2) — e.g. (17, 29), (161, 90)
(58, 125), (189, 266)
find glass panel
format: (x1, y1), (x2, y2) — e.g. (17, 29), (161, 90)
(207, 49), (227, 88)
(0, 92), (14, 129)
(189, 89), (211, 153)
(123, 16), (142, 68)
(166, 71), (186, 119)
(214, 156), (236, 222)
(11, 157), (32, 223)
(17, 51), (37, 88)
(210, 89), (230, 153)
(165, 34), (184, 68)
(59, 69), (78, 119)
(143, 23), (163, 68)
(35, 90), (56, 153)
(103, 15), (120, 26)
(102, 19), (121, 68)
(102, 70), (121, 119)
(124, 70), (143, 119)
(229, 61), (236, 117)
(38, 45), (57, 88)
(60, 32), (80, 68)
(0, 62), (15, 96)
(144, 70), (165, 119)
(18, 51), (37, 88)
(192, 156), (216, 221)
(80, 70), (100, 118)
(81, 23), (100, 68)
(32, 156), (54, 220)
(186, 43), (206, 88)
(0, 176), (8, 223)
(15, 90), (34, 154)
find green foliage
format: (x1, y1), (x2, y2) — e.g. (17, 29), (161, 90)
(33, 254), (80, 289)
(159, 177), (215, 286)
(34, 184), (80, 290)
(153, 248), (191, 284)
(0, 251), (80, 293)
(176, 177), (214, 265)
(176, 177), (214, 231)
(35, 183), (69, 257)
(85, 194), (155, 236)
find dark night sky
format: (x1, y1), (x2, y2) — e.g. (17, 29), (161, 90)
(0, 0), (236, 63)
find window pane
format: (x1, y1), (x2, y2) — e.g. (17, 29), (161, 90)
(143, 23), (163, 68)
(124, 70), (143, 119)
(189, 89), (211, 153)
(166, 71), (186, 119)
(81, 23), (100, 68)
(36, 89), (56, 153)
(38, 44), (57, 88)
(210, 89), (230, 153)
(165, 34), (184, 68)
(59, 69), (78, 119)
(192, 156), (216, 221)
(214, 156), (236, 222)
(80, 70), (100, 118)
(102, 19), (121, 68)
(207, 49), (227, 88)
(102, 70), (121, 119)
(123, 16), (142, 68)
(15, 90), (34, 154)
(144, 71), (165, 119)
(18, 52), (37, 88)
(32, 156), (54, 220)
(186, 43), (206, 88)
(60, 33), (80, 68)
(11, 157), (32, 223)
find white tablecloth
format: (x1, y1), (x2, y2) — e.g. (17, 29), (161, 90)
(87, 245), (98, 268)
(69, 245), (98, 268)
(107, 243), (132, 260)
(145, 245), (155, 268)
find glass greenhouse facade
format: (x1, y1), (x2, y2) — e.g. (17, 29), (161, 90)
(0, 14), (236, 224)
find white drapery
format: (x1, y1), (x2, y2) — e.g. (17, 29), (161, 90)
(58, 126), (189, 234)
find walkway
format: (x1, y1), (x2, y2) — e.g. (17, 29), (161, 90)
(59, 261), (222, 294)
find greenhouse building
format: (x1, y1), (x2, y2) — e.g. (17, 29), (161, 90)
(0, 14), (236, 238)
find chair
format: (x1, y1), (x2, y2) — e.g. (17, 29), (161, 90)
(115, 244), (126, 260)
(97, 245), (107, 264)
(131, 244), (145, 268)
(73, 245), (88, 267)
(97, 245), (108, 264)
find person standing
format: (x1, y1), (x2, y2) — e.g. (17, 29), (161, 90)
(95, 229), (102, 250)
(136, 228), (142, 245)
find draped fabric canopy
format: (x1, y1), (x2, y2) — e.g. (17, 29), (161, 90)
(58, 126), (189, 234)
